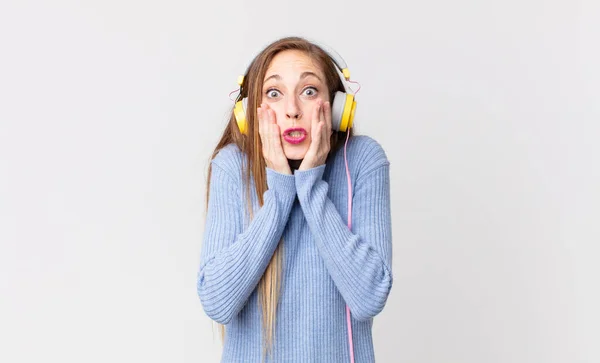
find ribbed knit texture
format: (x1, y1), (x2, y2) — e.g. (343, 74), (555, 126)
(197, 135), (393, 363)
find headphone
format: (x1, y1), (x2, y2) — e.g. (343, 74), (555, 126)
(233, 43), (357, 135)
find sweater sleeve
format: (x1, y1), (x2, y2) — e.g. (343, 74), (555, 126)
(294, 162), (393, 322)
(197, 161), (296, 324)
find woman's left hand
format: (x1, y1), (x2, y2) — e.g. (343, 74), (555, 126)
(298, 100), (332, 171)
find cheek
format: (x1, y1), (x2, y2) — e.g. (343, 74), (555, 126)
(273, 110), (286, 128)
(301, 97), (327, 115)
(281, 143), (310, 160)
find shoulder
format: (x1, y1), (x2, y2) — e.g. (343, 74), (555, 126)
(347, 135), (389, 164)
(210, 143), (245, 182)
(335, 135), (390, 177)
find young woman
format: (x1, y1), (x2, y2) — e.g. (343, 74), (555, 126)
(197, 36), (393, 363)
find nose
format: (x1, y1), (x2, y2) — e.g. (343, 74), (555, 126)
(286, 111), (302, 119)
(285, 97), (303, 120)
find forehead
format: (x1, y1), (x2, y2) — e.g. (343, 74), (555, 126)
(264, 49), (325, 80)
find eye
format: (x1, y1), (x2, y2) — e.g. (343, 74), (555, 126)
(265, 88), (281, 98)
(302, 87), (318, 97)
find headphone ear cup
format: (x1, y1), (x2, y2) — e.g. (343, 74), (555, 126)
(234, 97), (248, 135)
(331, 91), (347, 132)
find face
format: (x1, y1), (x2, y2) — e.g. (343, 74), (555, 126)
(261, 49), (329, 160)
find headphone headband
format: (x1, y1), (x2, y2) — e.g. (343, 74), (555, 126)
(315, 41), (350, 80)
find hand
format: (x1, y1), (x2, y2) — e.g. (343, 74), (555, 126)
(258, 103), (292, 175)
(298, 99), (332, 171)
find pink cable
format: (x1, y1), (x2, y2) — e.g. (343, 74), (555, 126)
(343, 128), (355, 363)
(347, 80), (361, 95)
(228, 88), (239, 101)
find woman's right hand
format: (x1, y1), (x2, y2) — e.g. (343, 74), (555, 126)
(258, 103), (292, 175)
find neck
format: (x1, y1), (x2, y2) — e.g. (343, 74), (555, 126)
(288, 159), (302, 172)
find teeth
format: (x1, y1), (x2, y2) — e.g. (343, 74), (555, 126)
(289, 131), (303, 137)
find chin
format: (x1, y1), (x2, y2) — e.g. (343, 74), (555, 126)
(284, 153), (307, 161)
(283, 147), (308, 161)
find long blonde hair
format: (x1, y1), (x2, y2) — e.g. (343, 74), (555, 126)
(204, 36), (354, 360)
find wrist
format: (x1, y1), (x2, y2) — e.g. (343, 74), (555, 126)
(266, 161), (291, 175)
(298, 161), (323, 171)
(266, 167), (296, 196)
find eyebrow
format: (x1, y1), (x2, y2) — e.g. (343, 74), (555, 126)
(263, 71), (322, 83)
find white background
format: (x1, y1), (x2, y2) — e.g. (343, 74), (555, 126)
(1, 0), (598, 362)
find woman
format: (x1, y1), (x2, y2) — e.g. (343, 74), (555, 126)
(197, 36), (393, 363)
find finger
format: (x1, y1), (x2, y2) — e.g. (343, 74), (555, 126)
(265, 105), (279, 144)
(265, 107), (277, 139)
(257, 104), (265, 135)
(307, 102), (319, 152)
(271, 122), (282, 143)
(312, 100), (321, 138)
(323, 101), (332, 136)
(267, 106), (277, 125)
(262, 104), (269, 124)
(319, 102), (329, 147)
(320, 101), (328, 143)
(265, 108), (284, 151)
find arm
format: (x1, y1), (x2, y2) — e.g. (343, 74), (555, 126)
(197, 162), (296, 324)
(295, 163), (393, 321)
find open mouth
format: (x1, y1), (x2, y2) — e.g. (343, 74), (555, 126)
(283, 128), (307, 144)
